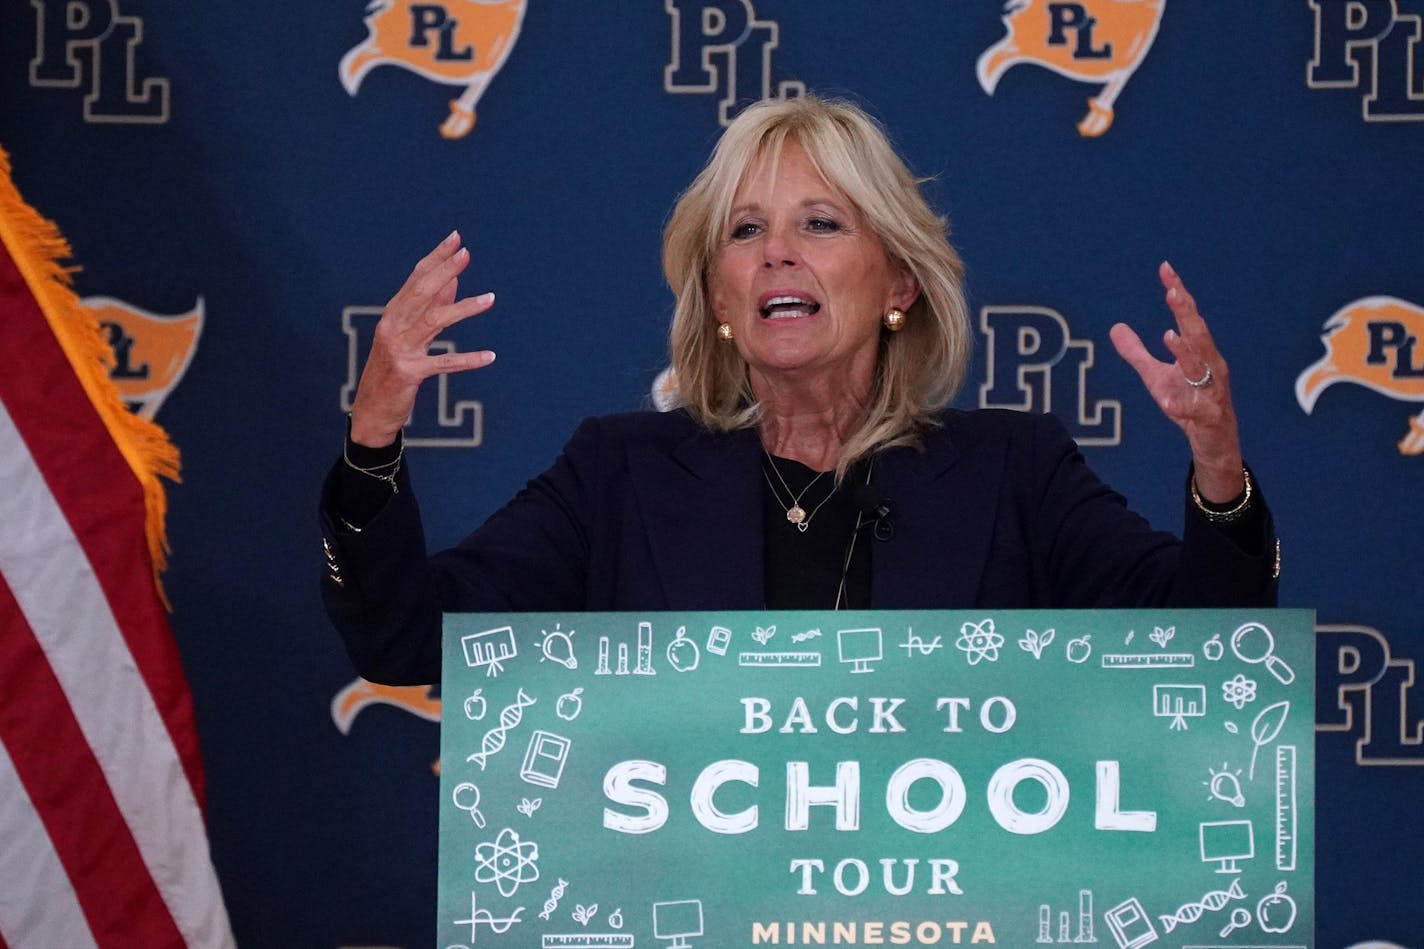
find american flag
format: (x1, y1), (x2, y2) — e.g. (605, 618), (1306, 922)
(0, 147), (233, 947)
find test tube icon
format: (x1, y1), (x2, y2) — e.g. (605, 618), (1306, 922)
(634, 621), (656, 675)
(596, 627), (656, 676)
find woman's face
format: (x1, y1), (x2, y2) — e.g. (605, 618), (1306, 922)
(708, 140), (917, 396)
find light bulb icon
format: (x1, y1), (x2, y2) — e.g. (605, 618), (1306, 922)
(538, 623), (578, 670)
(1205, 762), (1246, 807)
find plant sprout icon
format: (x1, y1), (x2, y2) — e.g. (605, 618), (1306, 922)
(1204, 763), (1246, 807)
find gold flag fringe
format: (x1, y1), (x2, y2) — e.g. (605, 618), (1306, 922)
(0, 144), (181, 607)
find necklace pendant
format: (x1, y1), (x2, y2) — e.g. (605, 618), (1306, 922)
(786, 505), (807, 525)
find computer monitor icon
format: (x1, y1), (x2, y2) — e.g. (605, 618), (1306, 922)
(837, 627), (883, 673)
(1199, 819), (1254, 874)
(652, 899), (704, 948)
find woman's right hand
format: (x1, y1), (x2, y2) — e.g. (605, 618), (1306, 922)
(348, 231), (497, 447)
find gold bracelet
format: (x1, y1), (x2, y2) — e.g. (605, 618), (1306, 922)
(342, 415), (403, 493)
(1191, 465), (1252, 523)
(341, 447), (401, 493)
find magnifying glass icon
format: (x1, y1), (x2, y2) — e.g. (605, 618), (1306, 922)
(1218, 907), (1251, 938)
(452, 781), (486, 828)
(1230, 621), (1295, 685)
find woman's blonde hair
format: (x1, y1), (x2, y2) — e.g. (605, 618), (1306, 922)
(662, 94), (971, 478)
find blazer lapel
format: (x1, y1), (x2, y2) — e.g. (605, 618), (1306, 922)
(871, 423), (1004, 608)
(627, 423), (764, 609)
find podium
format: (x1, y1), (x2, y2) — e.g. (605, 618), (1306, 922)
(438, 609), (1314, 947)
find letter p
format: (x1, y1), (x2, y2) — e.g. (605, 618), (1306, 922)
(30, 0), (118, 86)
(665, 0), (753, 90)
(1316, 625), (1390, 731)
(408, 3), (451, 46)
(1047, 2), (1091, 45)
(1308, 0), (1396, 87)
(980, 307), (1070, 412)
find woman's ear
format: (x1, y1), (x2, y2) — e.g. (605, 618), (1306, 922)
(707, 267), (726, 320)
(892, 264), (920, 312)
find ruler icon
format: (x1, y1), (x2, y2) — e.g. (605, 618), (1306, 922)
(541, 936), (635, 949)
(738, 651), (821, 667)
(1101, 652), (1195, 669)
(1274, 744), (1298, 871)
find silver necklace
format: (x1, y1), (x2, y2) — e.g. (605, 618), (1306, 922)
(763, 454), (834, 531)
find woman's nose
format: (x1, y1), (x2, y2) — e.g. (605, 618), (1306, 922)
(761, 222), (799, 268)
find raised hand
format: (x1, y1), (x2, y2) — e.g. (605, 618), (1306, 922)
(1109, 261), (1245, 503)
(349, 231), (497, 447)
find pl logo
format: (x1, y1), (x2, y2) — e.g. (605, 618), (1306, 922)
(340, 0), (526, 139)
(28, 0), (170, 123)
(1296, 297), (1424, 455)
(1307, 0), (1424, 121)
(979, 306), (1121, 445)
(1317, 625), (1424, 766)
(85, 296), (203, 419)
(340, 306), (483, 446)
(664, 0), (805, 126)
(977, 0), (1166, 137)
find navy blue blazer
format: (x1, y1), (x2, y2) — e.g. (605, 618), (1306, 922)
(321, 408), (1277, 684)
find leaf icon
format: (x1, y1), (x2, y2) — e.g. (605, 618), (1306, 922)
(1017, 628), (1054, 660)
(1248, 700), (1289, 779)
(1149, 625), (1175, 648)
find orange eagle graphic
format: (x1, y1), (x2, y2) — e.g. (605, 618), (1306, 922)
(331, 678), (442, 734)
(978, 0), (1166, 137)
(332, 678), (443, 772)
(340, 0), (526, 139)
(81, 296), (203, 421)
(1296, 297), (1424, 456)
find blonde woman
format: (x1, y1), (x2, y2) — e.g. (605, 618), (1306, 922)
(323, 95), (1276, 684)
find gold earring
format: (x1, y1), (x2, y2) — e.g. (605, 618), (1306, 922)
(882, 308), (906, 332)
(717, 322), (734, 341)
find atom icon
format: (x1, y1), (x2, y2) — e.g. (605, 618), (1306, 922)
(474, 827), (540, 897)
(956, 619), (1004, 665)
(1221, 674), (1257, 710)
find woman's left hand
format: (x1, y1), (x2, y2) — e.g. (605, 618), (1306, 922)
(1109, 261), (1245, 503)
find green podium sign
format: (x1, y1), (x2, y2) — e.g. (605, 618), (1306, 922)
(438, 609), (1314, 948)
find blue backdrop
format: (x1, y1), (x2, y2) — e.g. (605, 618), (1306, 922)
(2, 2), (1420, 946)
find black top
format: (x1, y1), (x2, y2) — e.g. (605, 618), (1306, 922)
(760, 455), (873, 610)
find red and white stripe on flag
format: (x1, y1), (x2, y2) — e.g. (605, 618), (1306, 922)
(0, 149), (234, 948)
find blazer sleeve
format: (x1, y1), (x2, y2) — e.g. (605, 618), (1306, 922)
(1025, 411), (1278, 608)
(319, 419), (603, 685)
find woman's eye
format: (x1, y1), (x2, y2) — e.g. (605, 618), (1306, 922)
(806, 217), (840, 233)
(729, 221), (761, 240)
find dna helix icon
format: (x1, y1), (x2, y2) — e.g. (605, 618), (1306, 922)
(467, 688), (536, 770)
(1159, 878), (1246, 932)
